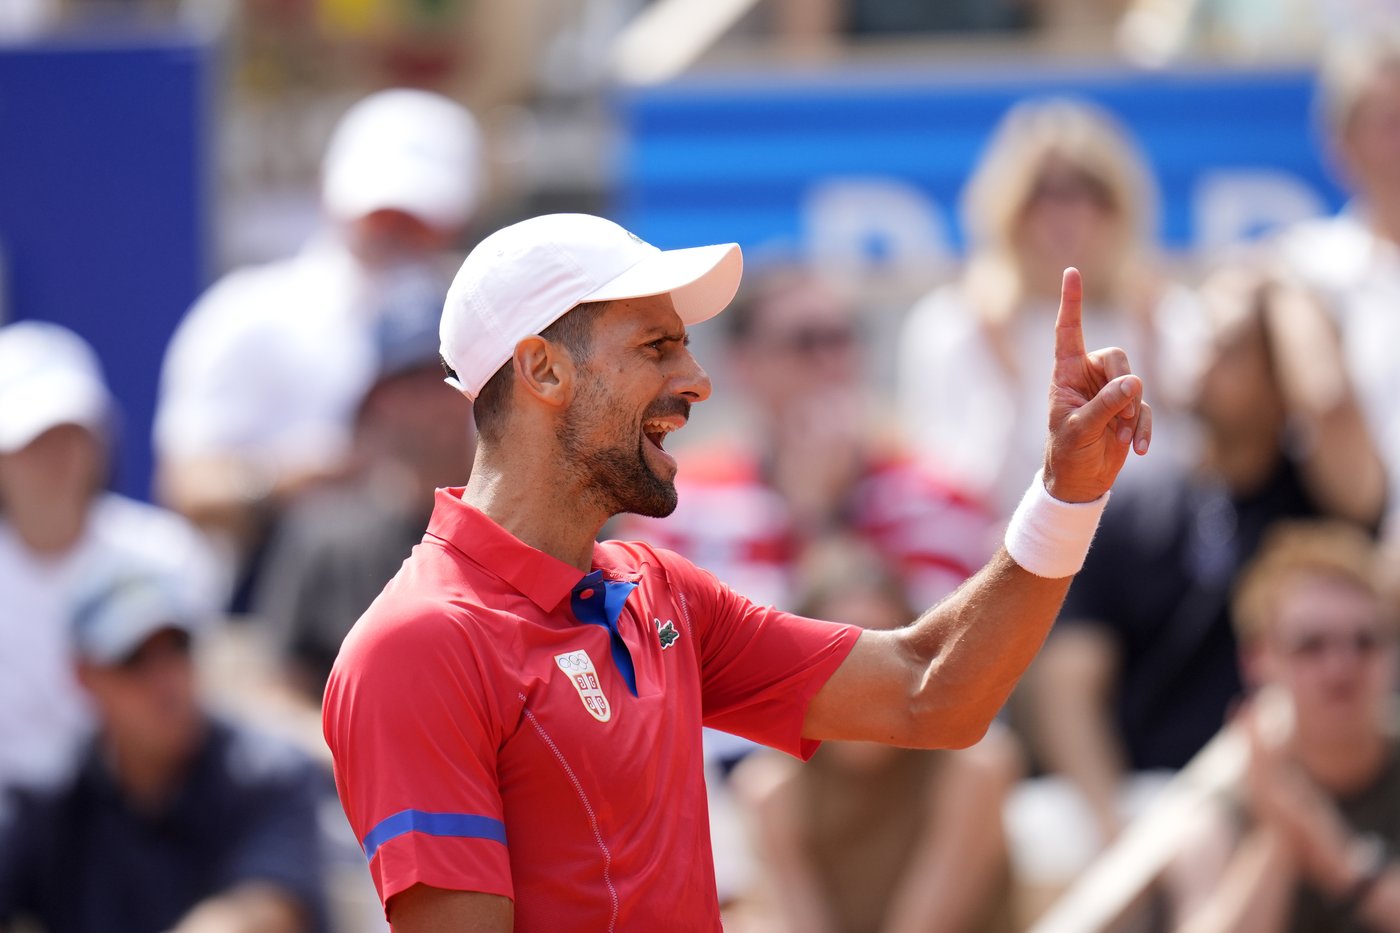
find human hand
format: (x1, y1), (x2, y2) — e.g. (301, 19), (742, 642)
(1042, 268), (1151, 502)
(1239, 696), (1356, 898)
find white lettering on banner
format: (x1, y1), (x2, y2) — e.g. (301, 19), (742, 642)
(1193, 169), (1328, 250)
(799, 170), (1332, 269)
(803, 177), (954, 280)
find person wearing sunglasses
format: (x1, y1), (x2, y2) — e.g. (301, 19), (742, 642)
(1174, 520), (1400, 933)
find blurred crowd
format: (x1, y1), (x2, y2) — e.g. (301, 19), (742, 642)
(3, 3), (1400, 932)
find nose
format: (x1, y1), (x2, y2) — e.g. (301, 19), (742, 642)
(676, 347), (712, 404)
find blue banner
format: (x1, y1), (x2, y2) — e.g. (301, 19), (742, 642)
(615, 63), (1346, 264)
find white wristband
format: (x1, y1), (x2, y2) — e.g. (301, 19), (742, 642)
(1004, 470), (1109, 578)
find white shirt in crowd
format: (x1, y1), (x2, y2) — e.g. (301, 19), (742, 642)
(0, 493), (219, 796)
(155, 235), (448, 483)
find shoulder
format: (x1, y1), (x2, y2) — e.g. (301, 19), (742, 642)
(1274, 210), (1373, 291)
(899, 284), (979, 345)
(171, 257), (305, 347)
(902, 283), (971, 327)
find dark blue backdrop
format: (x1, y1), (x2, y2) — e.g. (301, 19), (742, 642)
(0, 31), (211, 500)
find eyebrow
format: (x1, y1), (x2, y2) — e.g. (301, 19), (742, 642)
(640, 327), (690, 346)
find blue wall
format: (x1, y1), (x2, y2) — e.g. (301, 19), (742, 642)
(0, 31), (212, 500)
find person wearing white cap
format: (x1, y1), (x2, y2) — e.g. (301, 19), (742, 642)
(322, 213), (1153, 931)
(153, 88), (482, 599)
(0, 321), (220, 802)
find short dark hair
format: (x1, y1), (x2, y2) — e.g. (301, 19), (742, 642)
(466, 300), (610, 445)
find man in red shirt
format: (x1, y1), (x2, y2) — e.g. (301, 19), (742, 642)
(323, 213), (1153, 932)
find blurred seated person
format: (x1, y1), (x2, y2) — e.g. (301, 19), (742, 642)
(252, 283), (475, 702)
(0, 569), (329, 933)
(620, 266), (994, 613)
(0, 321), (219, 802)
(897, 96), (1204, 517)
(1020, 265), (1386, 862)
(1174, 521), (1400, 933)
(154, 89), (480, 603)
(1277, 32), (1400, 542)
(733, 538), (1019, 933)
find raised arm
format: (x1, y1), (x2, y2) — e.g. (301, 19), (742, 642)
(804, 268), (1152, 747)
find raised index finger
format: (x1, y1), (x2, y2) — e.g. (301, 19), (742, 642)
(1054, 267), (1086, 362)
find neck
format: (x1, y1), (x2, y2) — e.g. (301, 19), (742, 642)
(8, 496), (88, 556)
(463, 446), (607, 573)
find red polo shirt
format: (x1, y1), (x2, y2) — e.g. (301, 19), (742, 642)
(323, 487), (861, 931)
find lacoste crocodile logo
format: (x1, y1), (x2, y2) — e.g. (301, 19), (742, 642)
(655, 618), (679, 650)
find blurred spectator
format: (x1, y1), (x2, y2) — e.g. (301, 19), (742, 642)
(896, 97), (1204, 517)
(622, 266), (994, 612)
(251, 280), (475, 702)
(1018, 265), (1385, 875)
(154, 88), (480, 605)
(0, 321), (219, 801)
(733, 537), (1019, 933)
(0, 569), (328, 933)
(1276, 32), (1400, 543)
(1173, 521), (1400, 932)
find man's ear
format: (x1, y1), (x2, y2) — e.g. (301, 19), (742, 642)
(513, 335), (574, 408)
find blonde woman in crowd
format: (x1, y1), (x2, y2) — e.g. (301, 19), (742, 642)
(897, 97), (1204, 516)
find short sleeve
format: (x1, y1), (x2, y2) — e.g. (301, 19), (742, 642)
(661, 553), (860, 760)
(322, 605), (514, 913)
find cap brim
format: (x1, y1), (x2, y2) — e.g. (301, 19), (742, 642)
(0, 372), (109, 454)
(581, 243), (742, 325)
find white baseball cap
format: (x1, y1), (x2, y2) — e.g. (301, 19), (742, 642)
(0, 320), (112, 454)
(322, 88), (482, 232)
(439, 213), (743, 400)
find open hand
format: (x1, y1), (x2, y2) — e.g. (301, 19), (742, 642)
(1042, 268), (1151, 502)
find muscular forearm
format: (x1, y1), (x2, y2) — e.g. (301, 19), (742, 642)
(899, 549), (1071, 747)
(806, 549), (1074, 749)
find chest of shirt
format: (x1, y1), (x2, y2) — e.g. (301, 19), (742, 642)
(478, 585), (704, 803)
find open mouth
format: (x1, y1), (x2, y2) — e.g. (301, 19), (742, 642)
(643, 418), (679, 451)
